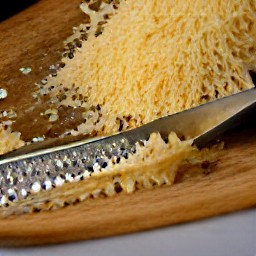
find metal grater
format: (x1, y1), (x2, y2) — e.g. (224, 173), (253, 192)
(0, 88), (255, 207)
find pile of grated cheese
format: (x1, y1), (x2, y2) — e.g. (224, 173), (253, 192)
(2, 0), (255, 213)
(2, 0), (256, 153)
(45, 0), (256, 136)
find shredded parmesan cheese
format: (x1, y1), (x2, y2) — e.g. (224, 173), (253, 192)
(0, 127), (24, 155)
(2, 0), (256, 154)
(1, 0), (252, 213)
(46, 0), (256, 136)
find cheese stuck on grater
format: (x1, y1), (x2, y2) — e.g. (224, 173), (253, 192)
(0, 0), (256, 214)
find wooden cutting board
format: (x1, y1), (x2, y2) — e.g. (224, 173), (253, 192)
(0, 0), (255, 246)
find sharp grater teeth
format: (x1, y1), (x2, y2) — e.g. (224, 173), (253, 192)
(0, 135), (137, 208)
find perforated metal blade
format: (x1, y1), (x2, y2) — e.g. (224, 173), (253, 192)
(0, 88), (255, 206)
(1, 87), (256, 165)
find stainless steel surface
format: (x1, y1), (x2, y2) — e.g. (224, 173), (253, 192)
(0, 88), (255, 209)
(1, 88), (256, 165)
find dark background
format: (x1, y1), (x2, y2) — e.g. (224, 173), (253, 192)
(0, 0), (38, 21)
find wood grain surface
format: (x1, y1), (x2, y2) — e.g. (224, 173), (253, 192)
(0, 0), (255, 246)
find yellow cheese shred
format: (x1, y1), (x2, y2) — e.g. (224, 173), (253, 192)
(46, 0), (256, 136)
